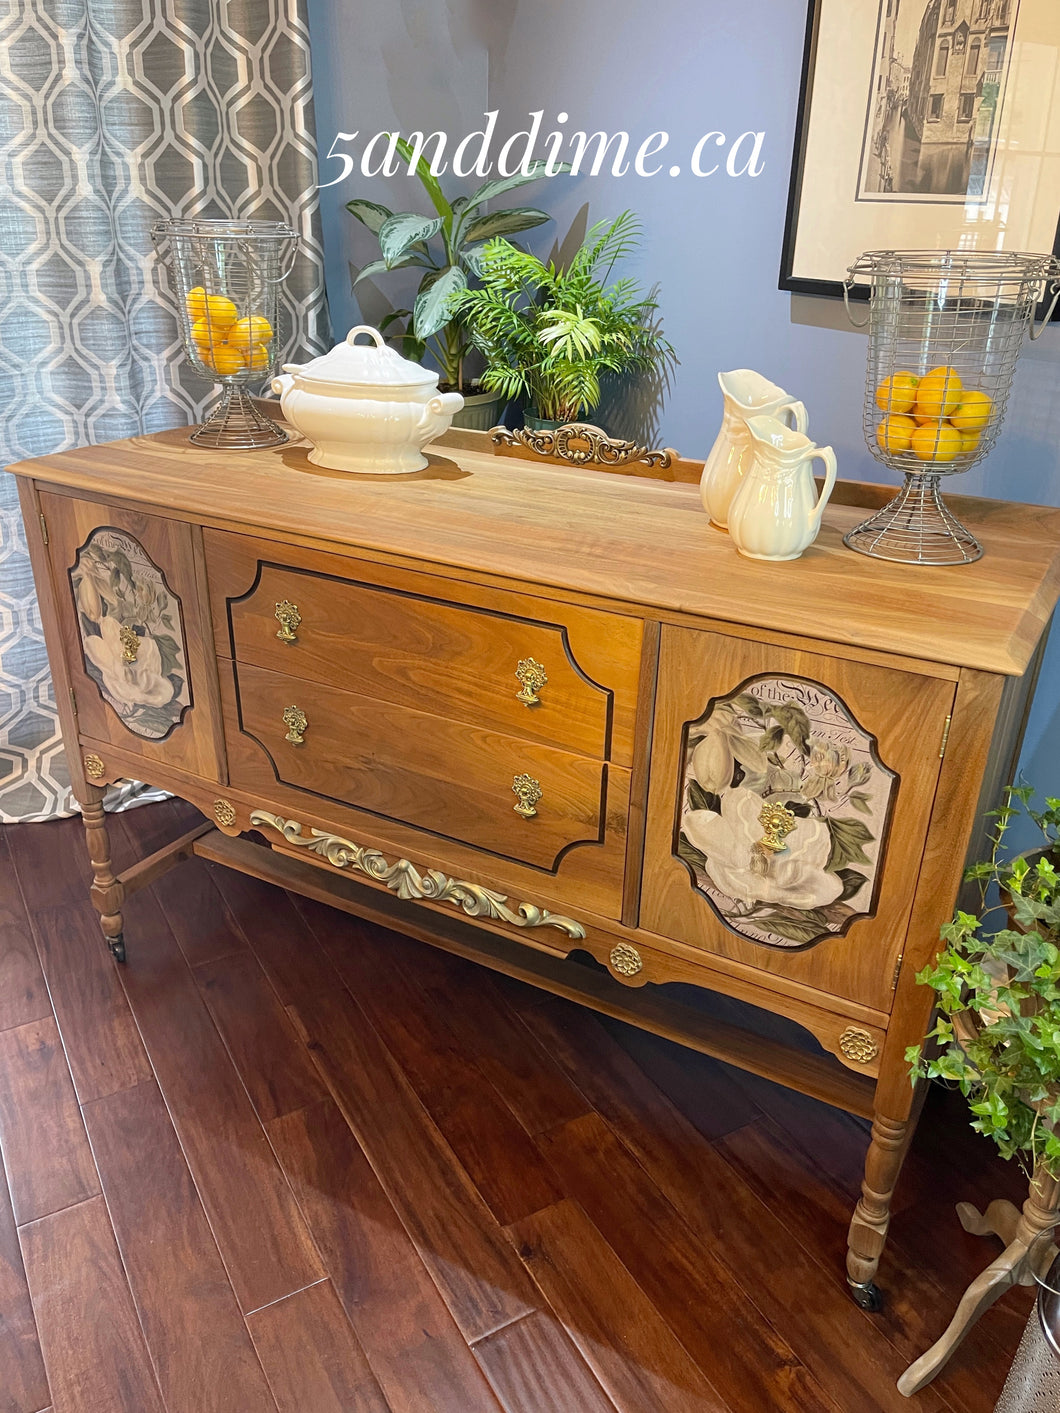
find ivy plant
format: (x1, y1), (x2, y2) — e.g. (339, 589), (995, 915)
(908, 785), (1060, 1175)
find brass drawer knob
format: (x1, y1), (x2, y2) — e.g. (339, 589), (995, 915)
(515, 657), (547, 706)
(275, 600), (302, 644)
(282, 704), (307, 745)
(118, 623), (140, 662)
(512, 773), (542, 819)
(756, 801), (796, 855)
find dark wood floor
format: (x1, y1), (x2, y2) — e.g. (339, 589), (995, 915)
(0, 798), (1037, 1413)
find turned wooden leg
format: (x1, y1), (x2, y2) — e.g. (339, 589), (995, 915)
(846, 1112), (913, 1309)
(897, 1163), (1060, 1395)
(81, 788), (126, 963)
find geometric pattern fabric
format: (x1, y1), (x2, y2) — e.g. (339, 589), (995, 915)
(0, 0), (330, 821)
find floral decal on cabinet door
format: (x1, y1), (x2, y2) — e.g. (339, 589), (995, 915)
(676, 676), (897, 949)
(69, 528), (190, 740)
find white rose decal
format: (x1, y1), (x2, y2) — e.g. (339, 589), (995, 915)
(684, 787), (843, 911)
(83, 615), (176, 710)
(677, 682), (896, 948)
(71, 528), (189, 740)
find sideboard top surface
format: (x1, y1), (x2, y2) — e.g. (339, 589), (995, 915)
(10, 427), (1060, 676)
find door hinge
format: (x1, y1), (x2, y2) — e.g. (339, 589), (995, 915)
(892, 951), (904, 991)
(39, 512), (48, 546)
(939, 713), (952, 759)
(69, 688), (78, 721)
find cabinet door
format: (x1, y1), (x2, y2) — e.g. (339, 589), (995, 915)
(641, 626), (956, 1012)
(41, 492), (223, 781)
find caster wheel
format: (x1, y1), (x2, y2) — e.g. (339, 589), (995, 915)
(848, 1279), (883, 1312)
(108, 934), (127, 964)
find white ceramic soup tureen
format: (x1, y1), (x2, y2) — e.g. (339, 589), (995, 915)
(271, 325), (464, 474)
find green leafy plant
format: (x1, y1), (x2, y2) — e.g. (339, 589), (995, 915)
(347, 137), (564, 391)
(909, 784), (1060, 1174)
(452, 210), (673, 424)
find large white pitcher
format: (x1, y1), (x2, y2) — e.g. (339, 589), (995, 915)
(727, 415), (838, 561)
(701, 370), (808, 529)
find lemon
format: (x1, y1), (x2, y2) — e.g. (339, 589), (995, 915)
(227, 315), (273, 350)
(951, 389), (993, 433)
(910, 421), (964, 462)
(189, 316), (223, 351)
(876, 413), (916, 454)
(915, 365), (963, 420)
(958, 429), (981, 455)
(204, 343), (246, 377)
(875, 372), (918, 414)
(243, 343), (271, 373)
(185, 285), (209, 321)
(202, 294), (238, 330)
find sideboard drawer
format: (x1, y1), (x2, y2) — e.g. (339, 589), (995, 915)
(227, 660), (610, 871)
(205, 531), (642, 765)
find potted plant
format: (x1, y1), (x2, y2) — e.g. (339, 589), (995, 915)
(348, 136), (564, 428)
(909, 784), (1060, 1175)
(452, 210), (673, 430)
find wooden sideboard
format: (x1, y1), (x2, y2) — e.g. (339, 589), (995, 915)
(9, 423), (1060, 1310)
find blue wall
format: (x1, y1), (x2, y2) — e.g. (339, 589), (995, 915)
(308, 0), (1060, 821)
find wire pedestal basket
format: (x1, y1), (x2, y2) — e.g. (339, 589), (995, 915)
(152, 219), (300, 450)
(843, 250), (1060, 565)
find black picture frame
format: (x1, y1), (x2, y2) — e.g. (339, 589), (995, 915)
(779, 0), (1060, 305)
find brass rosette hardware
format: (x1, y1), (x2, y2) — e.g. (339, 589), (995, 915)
(515, 657), (548, 707)
(213, 799), (237, 828)
(83, 752), (105, 780)
(756, 801), (797, 855)
(282, 704), (307, 745)
(275, 600), (301, 644)
(512, 773), (542, 819)
(118, 623), (140, 662)
(839, 1026), (879, 1065)
(609, 943), (643, 977)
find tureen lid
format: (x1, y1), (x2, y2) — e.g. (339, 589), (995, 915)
(282, 325), (438, 388)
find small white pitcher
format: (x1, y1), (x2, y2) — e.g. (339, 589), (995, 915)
(727, 415), (838, 561)
(701, 370), (808, 529)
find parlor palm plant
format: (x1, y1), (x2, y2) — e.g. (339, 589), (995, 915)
(909, 785), (1060, 1176)
(452, 211), (673, 425)
(348, 136), (565, 395)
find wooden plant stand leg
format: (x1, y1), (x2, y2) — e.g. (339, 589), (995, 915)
(847, 1112), (914, 1310)
(81, 786), (127, 963)
(897, 1163), (1060, 1396)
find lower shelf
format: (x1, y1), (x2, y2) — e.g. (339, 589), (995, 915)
(191, 828), (878, 1119)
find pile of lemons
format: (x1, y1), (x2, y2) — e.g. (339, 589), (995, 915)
(185, 287), (273, 377)
(875, 366), (993, 463)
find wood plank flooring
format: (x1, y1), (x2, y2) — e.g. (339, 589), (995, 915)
(0, 800), (1038, 1412)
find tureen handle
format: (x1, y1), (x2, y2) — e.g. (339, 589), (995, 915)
(346, 325), (386, 348)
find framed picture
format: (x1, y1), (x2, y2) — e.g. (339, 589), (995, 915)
(780, 0), (1060, 299)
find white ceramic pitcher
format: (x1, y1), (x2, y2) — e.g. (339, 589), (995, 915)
(727, 415), (838, 561)
(701, 370), (808, 529)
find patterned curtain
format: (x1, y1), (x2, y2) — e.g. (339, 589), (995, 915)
(0, 0), (330, 822)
